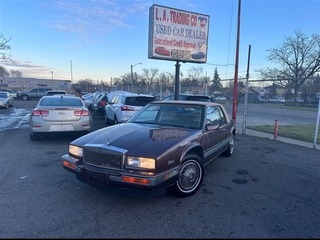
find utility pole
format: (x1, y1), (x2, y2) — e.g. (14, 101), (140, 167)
(232, 0), (241, 125)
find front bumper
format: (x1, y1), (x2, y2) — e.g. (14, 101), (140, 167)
(62, 154), (179, 197)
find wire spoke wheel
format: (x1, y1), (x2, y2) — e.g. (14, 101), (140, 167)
(175, 155), (204, 197)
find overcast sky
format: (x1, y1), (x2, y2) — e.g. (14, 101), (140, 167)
(0, 0), (319, 86)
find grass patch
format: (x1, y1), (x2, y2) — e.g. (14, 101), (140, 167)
(247, 124), (320, 143)
(262, 105), (319, 112)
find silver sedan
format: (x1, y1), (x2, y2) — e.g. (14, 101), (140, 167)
(0, 91), (14, 108)
(29, 95), (93, 141)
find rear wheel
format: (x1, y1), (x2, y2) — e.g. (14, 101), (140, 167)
(173, 154), (204, 198)
(30, 133), (39, 141)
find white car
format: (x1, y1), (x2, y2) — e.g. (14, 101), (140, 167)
(0, 91), (14, 108)
(266, 97), (285, 103)
(29, 95), (93, 141)
(104, 93), (155, 125)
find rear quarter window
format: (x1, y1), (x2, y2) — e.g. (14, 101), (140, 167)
(125, 97), (155, 106)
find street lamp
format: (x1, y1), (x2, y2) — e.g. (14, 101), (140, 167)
(51, 71), (53, 80)
(131, 62), (142, 93)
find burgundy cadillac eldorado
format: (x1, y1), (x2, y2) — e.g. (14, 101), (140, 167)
(62, 100), (235, 197)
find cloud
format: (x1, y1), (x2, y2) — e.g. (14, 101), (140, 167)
(45, 0), (142, 36)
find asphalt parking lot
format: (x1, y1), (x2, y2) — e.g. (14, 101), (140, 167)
(0, 99), (320, 238)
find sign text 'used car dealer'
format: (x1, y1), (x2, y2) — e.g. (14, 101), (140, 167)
(148, 4), (210, 63)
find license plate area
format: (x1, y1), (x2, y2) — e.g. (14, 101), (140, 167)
(83, 169), (109, 186)
(49, 124), (74, 131)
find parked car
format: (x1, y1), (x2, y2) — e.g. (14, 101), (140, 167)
(212, 96), (227, 102)
(29, 95), (93, 141)
(82, 93), (94, 109)
(191, 51), (206, 59)
(285, 97), (304, 103)
(266, 97), (285, 103)
(154, 46), (170, 56)
(239, 95), (265, 103)
(1, 89), (17, 98)
(105, 93), (155, 125)
(92, 92), (109, 115)
(17, 88), (53, 101)
(161, 94), (211, 102)
(0, 91), (14, 108)
(304, 96), (319, 104)
(62, 100), (235, 197)
(92, 91), (131, 115)
(45, 90), (67, 96)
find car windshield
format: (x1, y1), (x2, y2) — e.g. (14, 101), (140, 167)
(128, 103), (204, 129)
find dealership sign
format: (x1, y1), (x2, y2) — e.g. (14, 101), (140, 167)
(148, 4), (210, 63)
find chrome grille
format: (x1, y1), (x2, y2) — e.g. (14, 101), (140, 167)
(83, 144), (126, 169)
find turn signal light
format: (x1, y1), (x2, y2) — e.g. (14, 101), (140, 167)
(122, 176), (150, 185)
(62, 160), (76, 169)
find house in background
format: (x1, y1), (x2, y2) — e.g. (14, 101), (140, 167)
(264, 83), (286, 97)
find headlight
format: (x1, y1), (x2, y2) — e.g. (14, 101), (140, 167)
(69, 145), (83, 158)
(127, 156), (155, 170)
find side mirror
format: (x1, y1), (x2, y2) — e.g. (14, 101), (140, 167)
(205, 122), (219, 131)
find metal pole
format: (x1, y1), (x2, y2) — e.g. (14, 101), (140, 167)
(130, 64), (134, 93)
(130, 63), (142, 93)
(232, 0), (241, 126)
(70, 61), (73, 84)
(242, 45), (251, 135)
(174, 61), (180, 100)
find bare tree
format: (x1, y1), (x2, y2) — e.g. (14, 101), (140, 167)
(0, 66), (10, 78)
(0, 34), (13, 62)
(255, 29), (320, 103)
(10, 69), (23, 78)
(141, 68), (159, 87)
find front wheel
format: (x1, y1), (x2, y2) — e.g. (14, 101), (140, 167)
(30, 133), (39, 141)
(22, 95), (28, 101)
(114, 115), (118, 125)
(104, 114), (109, 125)
(173, 154), (204, 198)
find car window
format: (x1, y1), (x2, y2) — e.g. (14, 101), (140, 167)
(161, 96), (171, 101)
(46, 91), (67, 96)
(124, 96), (155, 106)
(0, 93), (7, 98)
(207, 106), (221, 124)
(40, 98), (83, 106)
(109, 94), (121, 104)
(187, 96), (210, 102)
(206, 106), (227, 125)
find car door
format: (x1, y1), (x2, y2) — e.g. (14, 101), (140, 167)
(106, 94), (120, 121)
(202, 106), (228, 165)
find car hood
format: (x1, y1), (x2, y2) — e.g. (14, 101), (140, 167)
(71, 123), (198, 157)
